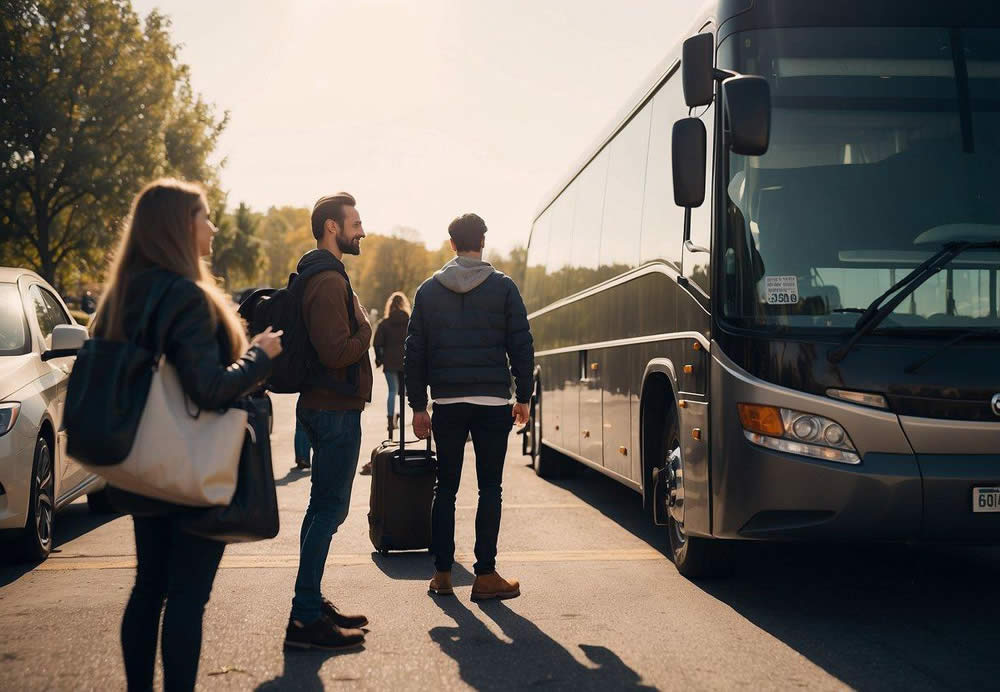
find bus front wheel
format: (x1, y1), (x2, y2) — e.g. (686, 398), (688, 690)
(661, 413), (730, 578)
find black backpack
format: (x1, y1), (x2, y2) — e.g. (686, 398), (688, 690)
(238, 263), (360, 395)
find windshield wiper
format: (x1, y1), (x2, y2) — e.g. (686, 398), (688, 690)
(904, 328), (1000, 374)
(828, 240), (1000, 364)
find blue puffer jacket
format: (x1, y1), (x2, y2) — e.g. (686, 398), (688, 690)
(404, 256), (534, 411)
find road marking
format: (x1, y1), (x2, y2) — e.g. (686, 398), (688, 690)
(36, 548), (666, 572)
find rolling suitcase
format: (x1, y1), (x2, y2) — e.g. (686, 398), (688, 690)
(368, 378), (436, 553)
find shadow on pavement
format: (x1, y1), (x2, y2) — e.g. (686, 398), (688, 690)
(0, 501), (121, 587)
(695, 542), (1000, 690)
(254, 644), (366, 691)
(430, 596), (655, 690)
(370, 551), (476, 586)
(538, 458), (1000, 689)
(274, 466), (310, 488)
(547, 463), (666, 552)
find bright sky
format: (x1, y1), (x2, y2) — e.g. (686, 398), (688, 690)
(131, 0), (692, 251)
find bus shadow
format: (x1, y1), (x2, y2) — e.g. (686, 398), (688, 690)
(540, 460), (1000, 688)
(546, 463), (667, 554)
(695, 541), (1000, 689)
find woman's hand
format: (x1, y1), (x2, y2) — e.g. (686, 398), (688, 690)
(251, 326), (284, 359)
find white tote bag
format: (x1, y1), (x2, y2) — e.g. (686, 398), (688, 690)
(83, 357), (247, 506)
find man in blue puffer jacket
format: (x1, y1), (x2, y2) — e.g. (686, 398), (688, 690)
(405, 213), (534, 601)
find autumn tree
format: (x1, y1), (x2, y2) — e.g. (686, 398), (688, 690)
(0, 0), (227, 287)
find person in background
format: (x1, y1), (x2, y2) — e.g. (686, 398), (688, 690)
(372, 291), (410, 440)
(90, 178), (282, 691)
(294, 419), (312, 470)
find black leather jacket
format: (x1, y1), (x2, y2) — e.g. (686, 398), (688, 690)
(123, 268), (270, 410)
(108, 268), (270, 516)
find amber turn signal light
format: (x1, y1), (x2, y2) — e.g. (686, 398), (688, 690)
(737, 403), (784, 437)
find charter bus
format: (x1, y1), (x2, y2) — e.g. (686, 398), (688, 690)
(520, 0), (1000, 576)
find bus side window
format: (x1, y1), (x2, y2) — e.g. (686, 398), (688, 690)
(640, 71), (686, 269)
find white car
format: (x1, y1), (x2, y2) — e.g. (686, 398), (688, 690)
(0, 268), (110, 562)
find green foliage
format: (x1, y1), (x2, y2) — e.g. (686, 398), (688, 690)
(211, 201), (261, 290)
(0, 0), (227, 287)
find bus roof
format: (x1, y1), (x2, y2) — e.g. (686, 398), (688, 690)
(529, 0), (1000, 229)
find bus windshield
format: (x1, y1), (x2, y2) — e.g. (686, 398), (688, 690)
(720, 27), (1000, 332)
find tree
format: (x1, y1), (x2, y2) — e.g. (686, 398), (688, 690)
(257, 205), (312, 288)
(211, 201), (260, 290)
(0, 0), (228, 287)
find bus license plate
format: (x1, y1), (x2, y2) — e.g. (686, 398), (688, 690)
(973, 487), (1000, 513)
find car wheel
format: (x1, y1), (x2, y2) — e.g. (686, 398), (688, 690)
(661, 412), (730, 578)
(16, 436), (55, 562)
(86, 488), (117, 514)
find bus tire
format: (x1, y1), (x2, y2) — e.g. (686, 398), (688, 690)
(661, 411), (731, 578)
(531, 376), (560, 478)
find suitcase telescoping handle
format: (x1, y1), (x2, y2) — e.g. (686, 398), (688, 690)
(398, 374), (432, 459)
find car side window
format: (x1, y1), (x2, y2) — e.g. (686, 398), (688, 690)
(28, 285), (70, 349)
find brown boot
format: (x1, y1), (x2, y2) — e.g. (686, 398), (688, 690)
(428, 571), (454, 596)
(471, 572), (520, 601)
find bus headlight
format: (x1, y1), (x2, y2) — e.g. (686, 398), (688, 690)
(738, 403), (860, 465)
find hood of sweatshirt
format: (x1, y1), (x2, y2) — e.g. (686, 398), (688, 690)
(433, 256), (497, 294)
(296, 248), (346, 276)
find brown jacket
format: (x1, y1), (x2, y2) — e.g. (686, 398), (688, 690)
(299, 270), (373, 410)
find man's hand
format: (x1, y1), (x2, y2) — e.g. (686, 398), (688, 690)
(512, 402), (530, 427)
(412, 410), (432, 439)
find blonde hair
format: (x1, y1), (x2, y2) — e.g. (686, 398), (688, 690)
(91, 178), (248, 361)
(384, 291), (411, 318)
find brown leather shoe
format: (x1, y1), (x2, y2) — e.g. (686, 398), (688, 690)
(471, 572), (520, 601)
(428, 571), (454, 595)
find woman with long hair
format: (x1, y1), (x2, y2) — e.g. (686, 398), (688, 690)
(90, 178), (282, 691)
(361, 291), (410, 473)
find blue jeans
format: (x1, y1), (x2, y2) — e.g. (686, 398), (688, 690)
(294, 419), (311, 464)
(384, 370), (400, 418)
(291, 407), (363, 623)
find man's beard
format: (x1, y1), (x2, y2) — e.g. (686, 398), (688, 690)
(336, 232), (360, 255)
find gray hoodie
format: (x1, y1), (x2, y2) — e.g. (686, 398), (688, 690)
(433, 256), (496, 294)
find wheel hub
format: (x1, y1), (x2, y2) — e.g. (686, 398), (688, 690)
(665, 443), (685, 529)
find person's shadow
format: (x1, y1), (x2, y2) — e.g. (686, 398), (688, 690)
(254, 642), (366, 691)
(274, 466), (310, 488)
(430, 596), (655, 690)
(370, 550), (477, 587)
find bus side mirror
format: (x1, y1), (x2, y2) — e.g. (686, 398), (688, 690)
(672, 117), (706, 208)
(682, 34), (715, 107)
(723, 75), (770, 156)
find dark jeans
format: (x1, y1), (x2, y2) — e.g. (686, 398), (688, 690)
(384, 370), (400, 418)
(121, 516), (225, 692)
(431, 403), (513, 575)
(291, 407), (363, 623)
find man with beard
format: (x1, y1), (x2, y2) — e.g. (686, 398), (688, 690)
(285, 193), (373, 651)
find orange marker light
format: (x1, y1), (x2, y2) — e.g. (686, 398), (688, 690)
(737, 403), (784, 437)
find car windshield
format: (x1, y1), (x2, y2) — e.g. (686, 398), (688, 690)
(0, 283), (28, 355)
(719, 27), (1000, 331)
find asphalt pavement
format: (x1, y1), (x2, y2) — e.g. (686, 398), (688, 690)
(2, 373), (1000, 690)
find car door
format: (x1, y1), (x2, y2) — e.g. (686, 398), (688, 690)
(24, 281), (85, 497)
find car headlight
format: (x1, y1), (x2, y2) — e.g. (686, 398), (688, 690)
(0, 402), (20, 436)
(737, 403), (860, 464)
